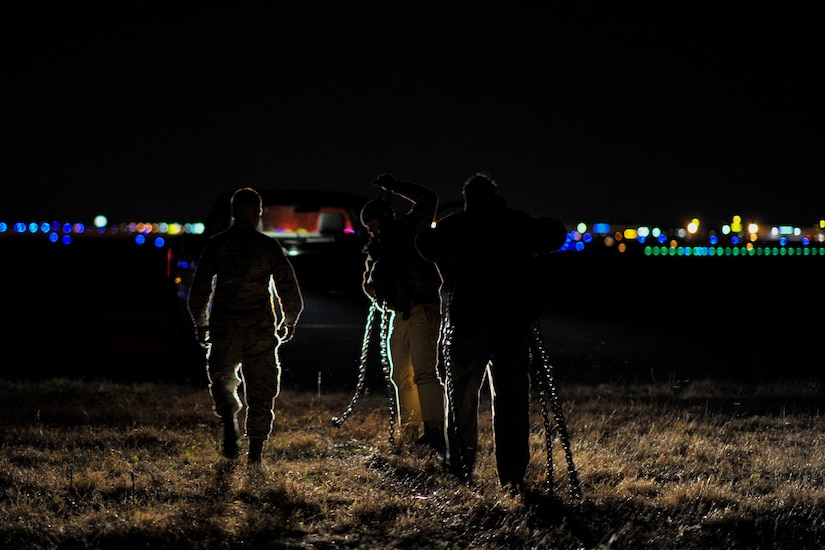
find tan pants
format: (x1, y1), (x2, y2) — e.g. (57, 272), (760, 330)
(387, 303), (445, 435)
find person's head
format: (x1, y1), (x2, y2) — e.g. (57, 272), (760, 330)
(462, 172), (498, 211)
(231, 187), (263, 227)
(360, 198), (393, 237)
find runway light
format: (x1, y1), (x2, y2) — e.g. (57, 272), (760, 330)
(687, 218), (700, 234)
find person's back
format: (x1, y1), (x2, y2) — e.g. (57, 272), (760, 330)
(188, 187), (303, 468)
(415, 172), (567, 492)
(417, 176), (567, 326)
(196, 221), (301, 326)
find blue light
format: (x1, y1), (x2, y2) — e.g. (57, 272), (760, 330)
(28, 222), (38, 233)
(135, 234), (146, 245)
(49, 232), (59, 243)
(153, 236), (166, 248)
(61, 235), (72, 245)
(39, 222), (51, 233)
(0, 222), (7, 232)
(14, 222), (26, 233)
(709, 234), (718, 245)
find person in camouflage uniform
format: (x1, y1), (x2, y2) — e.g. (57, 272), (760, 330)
(360, 174), (445, 452)
(187, 187), (303, 467)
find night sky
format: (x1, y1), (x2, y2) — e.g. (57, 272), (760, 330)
(3, 7), (821, 228)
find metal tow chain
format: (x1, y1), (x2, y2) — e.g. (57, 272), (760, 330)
(441, 324), (472, 484)
(377, 304), (397, 447)
(331, 301), (399, 448)
(532, 319), (582, 500)
(331, 302), (376, 427)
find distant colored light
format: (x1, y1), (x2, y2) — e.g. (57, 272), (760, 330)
(28, 222), (38, 233)
(709, 234), (718, 245)
(49, 232), (59, 243)
(185, 222), (205, 235)
(576, 222), (587, 234)
(687, 220), (699, 234)
(153, 236), (165, 248)
(0, 222), (6, 233)
(135, 234), (146, 245)
(94, 215), (108, 229)
(593, 223), (610, 233)
(61, 235), (72, 245)
(39, 222), (50, 233)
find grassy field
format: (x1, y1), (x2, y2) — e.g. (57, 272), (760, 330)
(1, 376), (823, 549)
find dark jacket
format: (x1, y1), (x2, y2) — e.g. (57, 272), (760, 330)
(415, 200), (567, 325)
(362, 181), (442, 317)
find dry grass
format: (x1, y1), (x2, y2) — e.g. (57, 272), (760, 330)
(1, 377), (823, 549)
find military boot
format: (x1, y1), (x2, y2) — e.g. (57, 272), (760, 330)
(247, 438), (265, 466)
(221, 414), (242, 459)
(416, 421), (445, 454)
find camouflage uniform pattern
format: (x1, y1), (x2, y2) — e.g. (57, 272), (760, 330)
(188, 222), (303, 441)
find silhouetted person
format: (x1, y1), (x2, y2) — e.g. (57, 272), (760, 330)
(415, 172), (568, 493)
(360, 173), (445, 451)
(187, 187), (303, 468)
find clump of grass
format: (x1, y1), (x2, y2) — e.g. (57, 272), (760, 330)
(0, 377), (823, 548)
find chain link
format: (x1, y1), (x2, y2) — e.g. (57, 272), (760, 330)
(330, 302), (399, 448)
(330, 302), (377, 427)
(531, 320), (582, 500)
